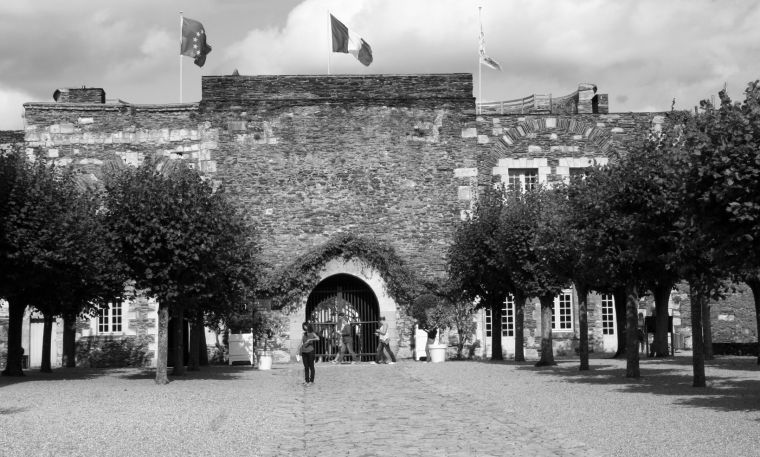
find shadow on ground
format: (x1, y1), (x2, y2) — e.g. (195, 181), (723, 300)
(0, 367), (105, 387)
(117, 364), (283, 381)
(511, 356), (760, 414)
(0, 364), (287, 385)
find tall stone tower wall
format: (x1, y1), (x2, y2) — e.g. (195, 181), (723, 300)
(200, 74), (477, 279)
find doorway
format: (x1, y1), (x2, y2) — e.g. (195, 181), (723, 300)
(305, 274), (380, 361)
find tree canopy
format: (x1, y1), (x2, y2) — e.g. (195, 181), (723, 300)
(102, 158), (260, 383)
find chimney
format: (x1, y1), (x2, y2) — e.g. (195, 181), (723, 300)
(577, 83), (596, 114)
(53, 87), (106, 104)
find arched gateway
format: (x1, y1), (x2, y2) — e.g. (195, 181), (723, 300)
(305, 274), (380, 362)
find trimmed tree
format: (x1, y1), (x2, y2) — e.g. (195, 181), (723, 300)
(1, 154), (124, 375)
(494, 186), (567, 367)
(674, 83), (760, 366)
(103, 158), (260, 384)
(448, 188), (513, 361)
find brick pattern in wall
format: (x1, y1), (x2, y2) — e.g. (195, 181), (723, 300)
(201, 74), (476, 280)
(22, 103), (219, 179)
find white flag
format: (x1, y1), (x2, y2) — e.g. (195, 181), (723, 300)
(479, 24), (501, 71)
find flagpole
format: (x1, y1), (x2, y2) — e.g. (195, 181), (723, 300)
(478, 7), (482, 115)
(327, 11), (331, 75)
(179, 11), (184, 103)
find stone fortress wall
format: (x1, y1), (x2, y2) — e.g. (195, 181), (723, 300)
(2, 74), (756, 361)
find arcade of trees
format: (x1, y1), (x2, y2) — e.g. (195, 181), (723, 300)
(3, 82), (760, 388)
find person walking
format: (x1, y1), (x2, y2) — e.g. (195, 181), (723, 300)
(374, 316), (396, 364)
(300, 323), (319, 385)
(332, 312), (359, 364)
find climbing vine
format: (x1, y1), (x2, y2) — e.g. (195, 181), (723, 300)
(259, 233), (421, 313)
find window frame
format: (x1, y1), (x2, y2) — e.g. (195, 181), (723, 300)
(551, 290), (574, 332)
(601, 293), (615, 335)
(507, 168), (539, 193)
(97, 302), (123, 334)
(485, 295), (515, 338)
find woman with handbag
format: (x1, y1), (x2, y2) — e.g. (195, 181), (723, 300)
(300, 323), (319, 385)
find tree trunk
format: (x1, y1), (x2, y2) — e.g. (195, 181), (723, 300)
(456, 328), (465, 360)
(62, 313), (77, 368)
(652, 282), (673, 358)
(745, 276), (760, 365)
(172, 306), (185, 376)
(576, 283), (590, 371)
(40, 313), (53, 373)
(702, 299), (714, 361)
(155, 304), (170, 385)
(689, 279), (706, 387)
(513, 291), (526, 362)
(2, 299), (26, 376)
(188, 320), (200, 371)
(199, 326), (209, 366)
(535, 295), (556, 367)
(625, 281), (640, 378)
(490, 299), (504, 361)
(612, 286), (627, 358)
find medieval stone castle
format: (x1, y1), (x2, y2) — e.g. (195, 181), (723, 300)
(0, 73), (756, 367)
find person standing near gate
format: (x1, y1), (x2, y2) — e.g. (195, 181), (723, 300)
(374, 316), (396, 364)
(300, 323), (319, 385)
(375, 316), (396, 365)
(424, 326), (438, 363)
(332, 312), (359, 364)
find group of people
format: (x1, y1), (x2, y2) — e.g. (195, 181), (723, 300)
(298, 313), (399, 386)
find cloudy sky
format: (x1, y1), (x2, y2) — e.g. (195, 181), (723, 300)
(1, 0), (758, 130)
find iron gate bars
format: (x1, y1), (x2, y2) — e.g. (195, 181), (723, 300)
(305, 274), (380, 361)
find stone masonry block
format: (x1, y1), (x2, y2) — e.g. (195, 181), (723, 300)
(201, 160), (217, 173)
(454, 167), (477, 178)
(77, 117), (94, 125)
(461, 127), (477, 138)
(47, 148), (59, 158)
(228, 121), (247, 131)
(477, 135), (489, 144)
(457, 186), (472, 200)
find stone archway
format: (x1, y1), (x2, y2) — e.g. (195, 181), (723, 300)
(305, 274), (380, 361)
(287, 257), (403, 360)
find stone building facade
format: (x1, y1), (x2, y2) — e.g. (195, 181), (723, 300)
(0, 73), (756, 367)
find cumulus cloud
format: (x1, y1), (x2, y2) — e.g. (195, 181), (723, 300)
(2, 0), (760, 129)
(222, 0), (760, 112)
(0, 87), (36, 130)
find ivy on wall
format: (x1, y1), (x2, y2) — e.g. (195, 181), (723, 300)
(260, 233), (421, 313)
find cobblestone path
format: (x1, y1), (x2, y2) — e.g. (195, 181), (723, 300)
(3, 357), (757, 456)
(257, 360), (602, 457)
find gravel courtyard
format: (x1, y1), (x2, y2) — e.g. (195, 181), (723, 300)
(1, 354), (758, 457)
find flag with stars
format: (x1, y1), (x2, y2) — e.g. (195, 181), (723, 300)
(181, 17), (212, 67)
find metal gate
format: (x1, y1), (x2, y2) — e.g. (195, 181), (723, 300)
(305, 274), (380, 362)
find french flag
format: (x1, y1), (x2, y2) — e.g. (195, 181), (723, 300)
(330, 14), (373, 67)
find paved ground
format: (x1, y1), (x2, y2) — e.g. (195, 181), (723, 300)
(1, 354), (759, 456)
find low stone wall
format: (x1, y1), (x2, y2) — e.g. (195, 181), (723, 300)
(712, 342), (759, 356)
(75, 335), (153, 368)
